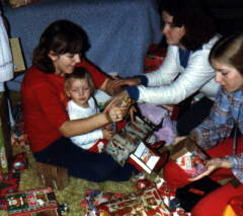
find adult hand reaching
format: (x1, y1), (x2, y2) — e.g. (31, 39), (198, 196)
(109, 77), (141, 88)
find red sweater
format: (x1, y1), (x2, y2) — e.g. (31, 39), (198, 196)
(21, 59), (107, 152)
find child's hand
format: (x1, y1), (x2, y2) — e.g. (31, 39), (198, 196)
(102, 129), (114, 140)
(104, 91), (130, 112)
(106, 106), (129, 122)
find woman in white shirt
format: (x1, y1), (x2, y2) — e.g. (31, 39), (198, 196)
(112, 0), (220, 136)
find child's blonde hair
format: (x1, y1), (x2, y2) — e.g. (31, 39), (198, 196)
(65, 67), (95, 95)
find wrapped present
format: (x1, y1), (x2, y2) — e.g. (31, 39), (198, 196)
(0, 187), (61, 215)
(81, 184), (190, 216)
(171, 140), (208, 178)
(144, 44), (166, 73)
(0, 173), (20, 202)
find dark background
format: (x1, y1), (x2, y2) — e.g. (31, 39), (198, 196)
(204, 0), (243, 36)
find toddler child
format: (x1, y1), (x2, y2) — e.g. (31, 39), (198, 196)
(65, 67), (114, 153)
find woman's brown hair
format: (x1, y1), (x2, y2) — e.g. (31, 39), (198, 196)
(160, 0), (217, 51)
(33, 20), (87, 73)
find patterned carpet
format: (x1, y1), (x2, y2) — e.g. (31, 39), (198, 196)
(0, 146), (135, 215)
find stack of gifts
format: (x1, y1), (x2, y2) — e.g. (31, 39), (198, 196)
(105, 95), (173, 173)
(81, 178), (190, 216)
(171, 140), (208, 178)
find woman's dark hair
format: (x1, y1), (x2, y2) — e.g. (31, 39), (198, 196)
(33, 20), (88, 73)
(159, 0), (217, 50)
(65, 67), (95, 94)
(209, 32), (243, 76)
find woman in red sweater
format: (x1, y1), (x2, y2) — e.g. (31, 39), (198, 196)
(21, 19), (135, 182)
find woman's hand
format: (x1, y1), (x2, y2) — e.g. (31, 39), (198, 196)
(189, 158), (232, 181)
(110, 77), (141, 88)
(102, 128), (114, 139)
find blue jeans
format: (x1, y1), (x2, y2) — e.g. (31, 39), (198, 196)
(33, 137), (136, 182)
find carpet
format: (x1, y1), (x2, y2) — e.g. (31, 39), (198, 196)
(0, 146), (136, 215)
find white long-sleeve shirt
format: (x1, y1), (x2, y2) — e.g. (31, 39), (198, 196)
(0, 13), (13, 92)
(66, 97), (103, 149)
(130, 35), (221, 105)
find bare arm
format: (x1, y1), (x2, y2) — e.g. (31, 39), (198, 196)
(100, 77), (124, 96)
(60, 106), (127, 137)
(109, 77), (142, 89)
(60, 112), (110, 137)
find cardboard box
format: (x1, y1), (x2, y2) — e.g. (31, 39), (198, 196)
(129, 141), (160, 174)
(171, 140), (208, 178)
(9, 38), (26, 73)
(36, 162), (69, 190)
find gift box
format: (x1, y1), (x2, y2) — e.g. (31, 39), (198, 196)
(171, 140), (208, 178)
(0, 187), (61, 215)
(105, 116), (155, 166)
